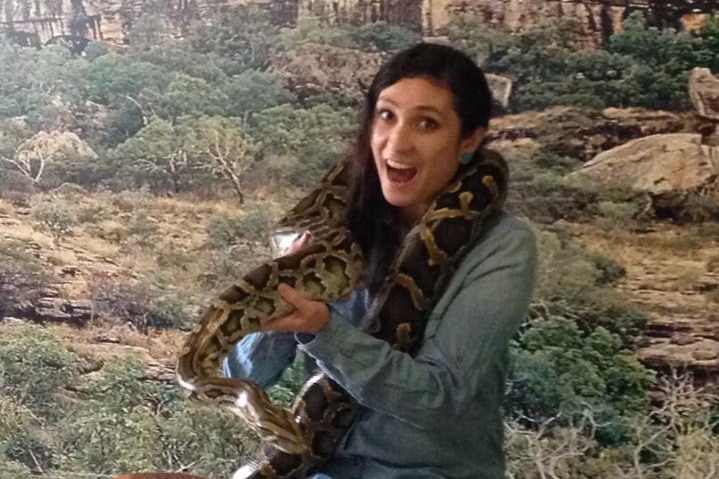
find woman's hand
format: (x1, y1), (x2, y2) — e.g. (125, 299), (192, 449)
(285, 231), (311, 256)
(261, 283), (330, 334)
(262, 230), (329, 334)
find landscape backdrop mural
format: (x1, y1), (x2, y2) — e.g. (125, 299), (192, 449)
(0, 1), (718, 478)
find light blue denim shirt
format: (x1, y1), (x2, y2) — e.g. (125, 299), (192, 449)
(224, 211), (538, 479)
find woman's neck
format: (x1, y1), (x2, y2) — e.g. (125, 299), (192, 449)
(400, 203), (428, 233)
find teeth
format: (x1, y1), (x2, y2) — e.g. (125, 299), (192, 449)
(386, 159), (414, 169)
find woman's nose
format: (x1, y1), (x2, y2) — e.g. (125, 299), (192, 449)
(386, 123), (413, 154)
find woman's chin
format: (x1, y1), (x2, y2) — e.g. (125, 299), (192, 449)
(381, 184), (414, 208)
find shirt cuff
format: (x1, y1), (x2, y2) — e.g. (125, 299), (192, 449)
(296, 309), (352, 359)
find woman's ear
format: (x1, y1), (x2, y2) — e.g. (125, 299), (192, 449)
(461, 126), (488, 154)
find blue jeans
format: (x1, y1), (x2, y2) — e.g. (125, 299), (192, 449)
(309, 475), (333, 479)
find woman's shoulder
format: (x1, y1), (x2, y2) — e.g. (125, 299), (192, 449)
(461, 209), (538, 276)
(481, 209), (535, 246)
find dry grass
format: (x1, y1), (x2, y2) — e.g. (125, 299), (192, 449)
(3, 186), (717, 376)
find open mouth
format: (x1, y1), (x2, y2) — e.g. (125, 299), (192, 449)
(386, 158), (417, 183)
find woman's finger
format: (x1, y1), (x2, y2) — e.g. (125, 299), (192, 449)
(286, 231), (311, 256)
(277, 283), (303, 310)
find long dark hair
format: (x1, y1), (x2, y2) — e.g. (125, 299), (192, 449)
(346, 42), (493, 290)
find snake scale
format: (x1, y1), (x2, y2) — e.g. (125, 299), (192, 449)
(176, 149), (508, 479)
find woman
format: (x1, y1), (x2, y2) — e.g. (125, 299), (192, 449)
(224, 43), (537, 479)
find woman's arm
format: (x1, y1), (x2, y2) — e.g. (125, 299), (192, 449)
(222, 288), (369, 388)
(222, 332), (299, 389)
(296, 222), (537, 429)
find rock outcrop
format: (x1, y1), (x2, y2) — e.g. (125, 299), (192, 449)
(299, 0), (423, 29)
(2, 0), (714, 48)
(488, 106), (685, 161)
(444, 0), (626, 47)
(568, 133), (719, 195)
(16, 130), (97, 164)
(689, 67), (719, 146)
(568, 132), (719, 221)
(269, 43), (387, 102)
(689, 68), (719, 121)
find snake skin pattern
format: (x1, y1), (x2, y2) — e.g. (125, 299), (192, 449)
(176, 149), (508, 478)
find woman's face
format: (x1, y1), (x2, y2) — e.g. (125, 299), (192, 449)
(370, 77), (485, 223)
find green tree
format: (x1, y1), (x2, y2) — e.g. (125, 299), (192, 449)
(275, 17), (358, 51)
(186, 4), (279, 74)
(252, 103), (356, 186)
(81, 54), (170, 107)
(605, 11), (698, 109)
(132, 43), (228, 83)
(157, 73), (228, 120)
(81, 53), (173, 144)
(221, 69), (296, 120)
(0, 43), (86, 129)
(693, 15), (719, 72)
(111, 118), (193, 193)
(181, 115), (260, 204)
(112, 116), (258, 201)
(58, 359), (168, 474)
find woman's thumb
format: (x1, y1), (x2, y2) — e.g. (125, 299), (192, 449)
(277, 283), (302, 309)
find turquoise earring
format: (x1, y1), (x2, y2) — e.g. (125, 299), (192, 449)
(460, 152), (473, 165)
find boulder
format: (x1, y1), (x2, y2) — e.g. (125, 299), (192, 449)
(486, 73), (513, 109)
(568, 133), (719, 196)
(15, 130), (97, 165)
(689, 67), (719, 121)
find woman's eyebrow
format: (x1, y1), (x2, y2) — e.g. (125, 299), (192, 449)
(377, 98), (444, 116)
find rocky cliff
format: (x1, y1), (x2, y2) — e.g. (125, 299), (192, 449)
(0, 0), (298, 46)
(1, 0), (714, 48)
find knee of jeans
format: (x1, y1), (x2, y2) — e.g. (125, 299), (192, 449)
(310, 474), (333, 479)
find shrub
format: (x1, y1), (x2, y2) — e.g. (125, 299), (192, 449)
(107, 187), (154, 213)
(4, 432), (54, 473)
(267, 355), (307, 408)
(591, 253), (626, 286)
(89, 274), (190, 331)
(206, 204), (278, 248)
(508, 172), (599, 223)
(535, 231), (602, 301)
(0, 325), (78, 417)
(0, 396), (35, 436)
(146, 292), (191, 329)
(30, 194), (78, 244)
(59, 358), (254, 478)
(207, 243), (272, 285)
(507, 308), (655, 445)
(534, 150), (583, 174)
(157, 401), (256, 477)
(0, 239), (52, 317)
(0, 458), (34, 479)
(90, 274), (153, 331)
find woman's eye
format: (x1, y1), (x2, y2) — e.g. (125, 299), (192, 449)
(378, 109), (393, 121)
(419, 118), (438, 130)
